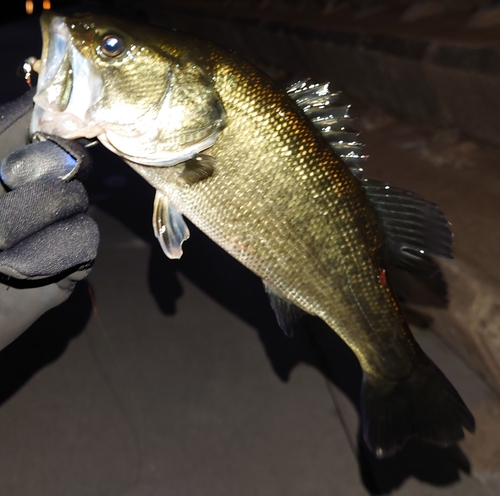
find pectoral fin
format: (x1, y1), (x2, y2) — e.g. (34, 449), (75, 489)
(153, 191), (190, 259)
(264, 282), (307, 337)
(180, 153), (216, 185)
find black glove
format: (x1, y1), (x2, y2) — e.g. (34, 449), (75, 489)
(0, 92), (99, 349)
(0, 136), (98, 284)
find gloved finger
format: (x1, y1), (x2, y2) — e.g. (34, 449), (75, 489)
(0, 180), (89, 250)
(0, 213), (99, 284)
(0, 90), (34, 162)
(0, 134), (91, 189)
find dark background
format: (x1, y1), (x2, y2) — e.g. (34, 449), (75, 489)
(1, 0), (112, 25)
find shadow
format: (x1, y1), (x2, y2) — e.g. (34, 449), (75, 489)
(173, 223), (320, 381)
(359, 437), (471, 495)
(181, 238), (472, 495)
(83, 142), (471, 494)
(388, 263), (450, 331)
(84, 142), (156, 241)
(0, 281), (92, 405)
(300, 316), (471, 495)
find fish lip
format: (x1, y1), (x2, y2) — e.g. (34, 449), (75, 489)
(36, 15), (71, 108)
(30, 14), (104, 138)
(30, 14), (73, 136)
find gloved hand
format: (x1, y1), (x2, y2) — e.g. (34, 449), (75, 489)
(0, 91), (99, 350)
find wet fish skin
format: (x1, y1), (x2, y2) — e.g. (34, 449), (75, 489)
(32, 12), (474, 458)
(128, 39), (418, 381)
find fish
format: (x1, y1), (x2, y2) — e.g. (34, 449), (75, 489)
(30, 12), (475, 458)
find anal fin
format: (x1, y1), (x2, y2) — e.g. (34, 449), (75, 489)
(264, 282), (307, 337)
(153, 191), (190, 259)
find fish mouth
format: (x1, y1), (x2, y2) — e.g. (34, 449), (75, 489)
(30, 13), (104, 139)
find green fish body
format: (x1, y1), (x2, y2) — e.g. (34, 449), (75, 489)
(31, 12), (474, 457)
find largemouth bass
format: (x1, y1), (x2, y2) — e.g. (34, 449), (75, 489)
(30, 12), (474, 458)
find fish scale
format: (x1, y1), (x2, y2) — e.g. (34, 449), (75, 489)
(129, 50), (413, 380)
(32, 12), (475, 458)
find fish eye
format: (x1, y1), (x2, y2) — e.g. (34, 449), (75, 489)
(99, 34), (125, 57)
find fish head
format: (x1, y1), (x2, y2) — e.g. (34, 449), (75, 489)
(31, 12), (226, 166)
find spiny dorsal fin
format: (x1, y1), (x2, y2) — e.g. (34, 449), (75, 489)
(153, 191), (190, 259)
(288, 80), (453, 279)
(287, 79), (367, 178)
(263, 282), (307, 338)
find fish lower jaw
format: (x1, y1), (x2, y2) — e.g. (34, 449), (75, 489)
(30, 108), (104, 140)
(98, 130), (221, 167)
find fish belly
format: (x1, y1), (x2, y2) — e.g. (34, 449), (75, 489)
(129, 117), (416, 381)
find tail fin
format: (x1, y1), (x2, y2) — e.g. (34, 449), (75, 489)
(361, 359), (475, 458)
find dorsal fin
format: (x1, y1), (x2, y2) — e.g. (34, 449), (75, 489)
(287, 80), (366, 178)
(288, 80), (453, 282)
(361, 179), (453, 273)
